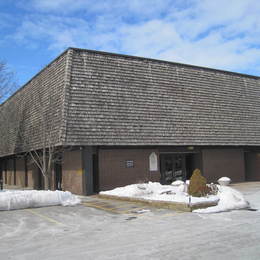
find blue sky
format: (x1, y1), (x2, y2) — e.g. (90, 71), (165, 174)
(1, 0), (260, 87)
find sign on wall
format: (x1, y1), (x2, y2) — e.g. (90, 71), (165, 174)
(149, 152), (158, 171)
(126, 160), (134, 168)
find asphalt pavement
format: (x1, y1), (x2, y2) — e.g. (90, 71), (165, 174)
(0, 182), (260, 260)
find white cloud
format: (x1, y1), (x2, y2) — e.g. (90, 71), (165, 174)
(21, 0), (173, 18)
(12, 15), (91, 50)
(118, 20), (182, 57)
(10, 0), (260, 75)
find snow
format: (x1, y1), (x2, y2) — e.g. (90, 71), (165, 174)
(193, 186), (249, 213)
(171, 180), (184, 186)
(100, 182), (219, 205)
(246, 190), (260, 210)
(101, 182), (250, 213)
(218, 177), (231, 182)
(218, 176), (231, 186)
(0, 190), (81, 211)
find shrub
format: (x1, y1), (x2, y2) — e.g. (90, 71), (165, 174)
(188, 169), (211, 197)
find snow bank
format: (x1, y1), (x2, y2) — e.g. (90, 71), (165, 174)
(101, 182), (250, 213)
(171, 180), (184, 186)
(100, 182), (219, 205)
(193, 186), (249, 213)
(0, 190), (81, 211)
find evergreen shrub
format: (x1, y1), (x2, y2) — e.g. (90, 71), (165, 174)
(188, 169), (212, 197)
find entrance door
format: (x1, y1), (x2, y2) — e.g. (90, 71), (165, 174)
(160, 154), (186, 184)
(54, 163), (62, 190)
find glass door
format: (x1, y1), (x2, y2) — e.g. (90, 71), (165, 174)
(160, 154), (186, 184)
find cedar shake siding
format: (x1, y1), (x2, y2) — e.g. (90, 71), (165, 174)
(0, 51), (68, 157)
(0, 48), (260, 194)
(0, 48), (259, 155)
(64, 48), (260, 146)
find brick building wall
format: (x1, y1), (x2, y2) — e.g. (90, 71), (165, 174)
(202, 149), (245, 182)
(62, 149), (84, 195)
(98, 148), (160, 191)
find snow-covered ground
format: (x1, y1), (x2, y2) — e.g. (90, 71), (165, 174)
(100, 181), (250, 213)
(231, 182), (260, 211)
(0, 190), (81, 210)
(100, 181), (219, 205)
(1, 182), (260, 259)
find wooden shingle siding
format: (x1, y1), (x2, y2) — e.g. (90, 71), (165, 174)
(63, 48), (260, 146)
(0, 51), (68, 157)
(0, 47), (260, 158)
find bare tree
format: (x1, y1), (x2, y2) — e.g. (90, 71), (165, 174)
(0, 61), (18, 150)
(29, 146), (62, 190)
(0, 61), (19, 150)
(26, 80), (63, 190)
(0, 61), (18, 189)
(0, 61), (17, 104)
(0, 61), (63, 190)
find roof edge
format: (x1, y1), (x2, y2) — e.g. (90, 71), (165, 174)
(68, 47), (259, 80)
(59, 48), (74, 144)
(0, 48), (71, 107)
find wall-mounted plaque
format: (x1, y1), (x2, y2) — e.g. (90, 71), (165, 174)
(126, 160), (134, 168)
(149, 152), (158, 171)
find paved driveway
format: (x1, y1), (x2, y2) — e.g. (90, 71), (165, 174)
(0, 182), (260, 260)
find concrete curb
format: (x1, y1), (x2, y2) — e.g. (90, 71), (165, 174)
(98, 194), (218, 212)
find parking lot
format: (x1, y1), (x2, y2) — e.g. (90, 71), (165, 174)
(1, 183), (260, 260)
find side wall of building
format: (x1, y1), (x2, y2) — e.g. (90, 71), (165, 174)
(62, 149), (84, 195)
(245, 152), (260, 181)
(6, 158), (15, 185)
(202, 148), (245, 182)
(0, 149), (85, 195)
(2, 147), (260, 194)
(16, 157), (26, 187)
(0, 156), (47, 189)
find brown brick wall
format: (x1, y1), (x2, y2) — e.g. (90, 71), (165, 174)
(202, 149), (245, 183)
(62, 149), (83, 195)
(245, 152), (260, 181)
(99, 149), (160, 191)
(27, 161), (38, 189)
(16, 158), (25, 187)
(6, 159), (15, 185)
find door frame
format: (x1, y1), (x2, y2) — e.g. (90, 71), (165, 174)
(160, 153), (187, 184)
(54, 163), (62, 190)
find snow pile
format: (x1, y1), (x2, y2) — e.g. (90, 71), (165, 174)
(218, 177), (231, 182)
(0, 190), (81, 211)
(100, 182), (219, 205)
(193, 186), (249, 213)
(218, 176), (231, 186)
(171, 180), (184, 186)
(101, 182), (250, 213)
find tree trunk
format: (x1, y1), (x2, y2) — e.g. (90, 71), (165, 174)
(44, 174), (51, 190)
